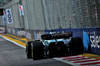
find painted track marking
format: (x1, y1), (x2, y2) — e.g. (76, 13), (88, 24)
(54, 55), (100, 66)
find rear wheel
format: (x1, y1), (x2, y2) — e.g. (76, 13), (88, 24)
(26, 41), (33, 59)
(69, 37), (84, 55)
(32, 41), (44, 60)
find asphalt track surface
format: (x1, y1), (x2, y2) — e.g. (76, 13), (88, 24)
(0, 36), (72, 66)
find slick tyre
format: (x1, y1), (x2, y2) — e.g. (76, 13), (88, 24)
(26, 41), (33, 59)
(69, 37), (84, 55)
(32, 41), (44, 60)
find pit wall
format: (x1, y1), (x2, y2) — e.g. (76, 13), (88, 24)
(7, 27), (25, 38)
(45, 28), (100, 55)
(25, 30), (45, 41)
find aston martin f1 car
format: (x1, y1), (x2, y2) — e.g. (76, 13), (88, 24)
(26, 32), (84, 60)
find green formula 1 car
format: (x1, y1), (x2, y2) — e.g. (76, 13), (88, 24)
(26, 32), (84, 60)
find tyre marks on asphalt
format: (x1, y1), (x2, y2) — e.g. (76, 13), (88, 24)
(54, 55), (100, 66)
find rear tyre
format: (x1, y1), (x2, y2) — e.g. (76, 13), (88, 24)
(32, 41), (44, 60)
(26, 41), (33, 59)
(69, 37), (84, 55)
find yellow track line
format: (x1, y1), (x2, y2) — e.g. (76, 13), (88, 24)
(0, 34), (26, 47)
(6, 34), (27, 42)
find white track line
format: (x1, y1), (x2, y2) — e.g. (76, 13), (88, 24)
(0, 35), (26, 48)
(53, 57), (81, 66)
(53, 55), (100, 66)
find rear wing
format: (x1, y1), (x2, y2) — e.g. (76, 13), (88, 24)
(41, 32), (72, 40)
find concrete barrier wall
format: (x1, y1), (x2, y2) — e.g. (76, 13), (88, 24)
(25, 30), (45, 41)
